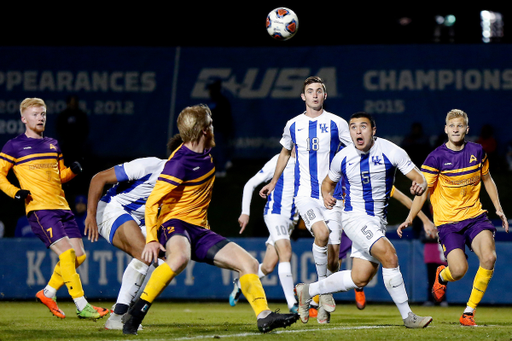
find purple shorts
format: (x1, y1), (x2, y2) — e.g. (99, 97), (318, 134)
(28, 210), (82, 248)
(339, 230), (353, 260)
(437, 213), (496, 258)
(158, 219), (229, 265)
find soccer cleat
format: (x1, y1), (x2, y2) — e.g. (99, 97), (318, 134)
(229, 278), (242, 307)
(432, 265), (447, 302)
(289, 304), (298, 315)
(403, 312), (433, 328)
(257, 311), (299, 333)
(122, 312), (142, 335)
(460, 311), (477, 326)
(105, 312), (142, 330)
(319, 293), (336, 313)
(294, 283), (311, 323)
(355, 288), (366, 310)
(309, 305), (318, 318)
(77, 303), (101, 320)
(317, 306), (330, 324)
(36, 290), (66, 319)
(92, 305), (109, 317)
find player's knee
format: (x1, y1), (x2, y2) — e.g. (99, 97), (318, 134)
(479, 250), (497, 269)
(261, 262), (275, 274)
(312, 226), (329, 246)
(449, 263), (468, 280)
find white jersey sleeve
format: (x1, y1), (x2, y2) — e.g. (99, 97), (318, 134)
(102, 157), (167, 224)
(241, 155), (278, 216)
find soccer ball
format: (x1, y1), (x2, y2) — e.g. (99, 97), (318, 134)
(266, 7), (298, 41)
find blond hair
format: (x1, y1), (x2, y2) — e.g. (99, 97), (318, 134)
(445, 109), (468, 125)
(20, 98), (46, 115)
(177, 104), (212, 143)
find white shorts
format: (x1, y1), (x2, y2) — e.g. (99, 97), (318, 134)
(264, 214), (295, 246)
(97, 200), (145, 244)
(342, 212), (386, 263)
(294, 196), (342, 245)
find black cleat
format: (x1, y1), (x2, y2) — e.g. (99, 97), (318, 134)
(122, 298), (151, 335)
(122, 313), (141, 335)
(257, 311), (299, 333)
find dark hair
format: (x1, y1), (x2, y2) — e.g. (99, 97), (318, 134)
(302, 76), (326, 94)
(350, 112), (376, 128)
(167, 133), (183, 152)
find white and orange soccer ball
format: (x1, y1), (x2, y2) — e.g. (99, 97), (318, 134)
(266, 7), (298, 41)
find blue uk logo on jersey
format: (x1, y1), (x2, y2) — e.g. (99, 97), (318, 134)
(320, 123), (328, 133)
(372, 156), (382, 165)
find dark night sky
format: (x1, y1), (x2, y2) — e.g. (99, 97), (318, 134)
(3, 4), (509, 47)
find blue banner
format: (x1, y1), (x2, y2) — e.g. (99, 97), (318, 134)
(1, 236), (510, 304)
(1, 45), (511, 160)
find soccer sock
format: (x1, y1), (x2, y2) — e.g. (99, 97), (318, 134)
(140, 262), (175, 304)
(47, 253), (87, 292)
(440, 266), (455, 283)
(382, 267), (411, 319)
(467, 266), (494, 311)
(277, 262), (296, 308)
(309, 270), (357, 297)
(257, 264), (265, 278)
(312, 243), (328, 280)
(239, 273), (270, 317)
(59, 249), (85, 299)
(117, 258), (150, 307)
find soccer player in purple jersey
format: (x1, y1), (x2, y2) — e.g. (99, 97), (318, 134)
(122, 104), (298, 335)
(0, 98), (107, 320)
(399, 109), (508, 326)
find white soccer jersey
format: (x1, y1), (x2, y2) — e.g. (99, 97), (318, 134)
(280, 110), (351, 200)
(100, 157), (167, 226)
(329, 137), (415, 220)
(241, 154), (297, 221)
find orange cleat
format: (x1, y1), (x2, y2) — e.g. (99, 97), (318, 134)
(92, 305), (109, 318)
(460, 311), (477, 326)
(309, 305), (318, 318)
(432, 265), (447, 302)
(354, 288), (366, 310)
(36, 290), (66, 319)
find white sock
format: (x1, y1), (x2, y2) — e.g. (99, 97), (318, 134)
(309, 270), (357, 297)
(312, 243), (328, 280)
(43, 285), (57, 299)
(74, 296), (87, 311)
(278, 262), (296, 308)
(464, 306), (475, 314)
(382, 266), (411, 319)
(257, 263), (265, 279)
(117, 258), (149, 306)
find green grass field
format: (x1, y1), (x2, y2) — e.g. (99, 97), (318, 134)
(1, 301), (511, 341)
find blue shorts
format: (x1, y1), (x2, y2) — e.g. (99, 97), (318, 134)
(158, 219), (229, 265)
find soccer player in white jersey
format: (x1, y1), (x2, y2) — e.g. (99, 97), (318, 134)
(84, 154), (168, 330)
(260, 76), (352, 322)
(295, 112), (433, 328)
(231, 148), (298, 313)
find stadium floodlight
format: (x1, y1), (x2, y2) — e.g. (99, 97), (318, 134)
(481, 10), (504, 43)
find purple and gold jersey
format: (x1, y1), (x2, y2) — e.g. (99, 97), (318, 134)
(421, 141), (488, 226)
(145, 143), (215, 243)
(0, 134), (75, 213)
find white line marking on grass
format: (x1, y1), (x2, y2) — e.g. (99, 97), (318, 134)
(112, 325), (391, 341)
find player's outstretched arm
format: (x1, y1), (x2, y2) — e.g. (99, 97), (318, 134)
(405, 167), (427, 196)
(259, 147), (291, 198)
(85, 167), (118, 242)
(482, 171), (509, 233)
(392, 187), (436, 238)
(398, 191), (428, 238)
